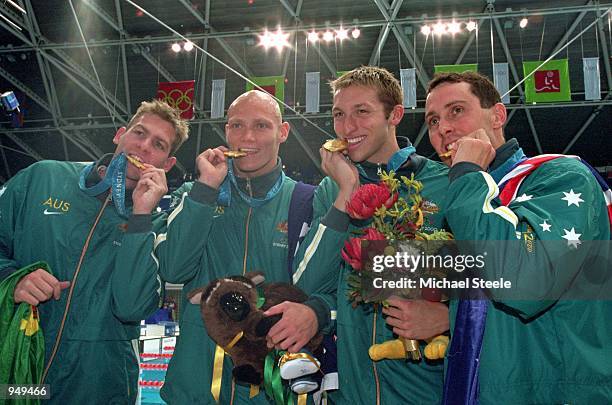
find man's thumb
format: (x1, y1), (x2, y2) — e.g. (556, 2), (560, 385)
(59, 281), (71, 290)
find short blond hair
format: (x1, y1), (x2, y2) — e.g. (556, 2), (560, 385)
(127, 99), (189, 155)
(330, 66), (403, 118)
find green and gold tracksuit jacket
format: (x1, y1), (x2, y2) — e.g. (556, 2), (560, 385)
(157, 161), (346, 404)
(444, 139), (612, 403)
(0, 158), (165, 404)
(307, 154), (450, 405)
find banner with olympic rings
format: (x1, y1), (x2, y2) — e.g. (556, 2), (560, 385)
(156, 80), (196, 120)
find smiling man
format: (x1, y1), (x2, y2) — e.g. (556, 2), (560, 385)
(425, 71), (612, 404)
(277, 66), (452, 404)
(156, 90), (348, 404)
(0, 99), (189, 403)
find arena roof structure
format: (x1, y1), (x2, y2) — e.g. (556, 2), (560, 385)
(0, 0), (610, 185)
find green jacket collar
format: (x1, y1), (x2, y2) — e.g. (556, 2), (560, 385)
(233, 158), (284, 199)
(490, 138), (520, 172)
(359, 153), (427, 183)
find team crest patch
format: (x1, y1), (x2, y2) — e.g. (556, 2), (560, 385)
(276, 221), (288, 233)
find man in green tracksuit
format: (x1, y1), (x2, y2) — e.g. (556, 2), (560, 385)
(424, 71), (612, 403)
(157, 90), (348, 404)
(0, 100), (189, 403)
(285, 67), (452, 404)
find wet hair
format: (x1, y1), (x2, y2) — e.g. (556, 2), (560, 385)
(127, 99), (189, 155)
(427, 71), (502, 108)
(330, 66), (403, 118)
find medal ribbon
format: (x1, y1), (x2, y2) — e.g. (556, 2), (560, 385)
(216, 160), (285, 208)
(78, 153), (129, 217)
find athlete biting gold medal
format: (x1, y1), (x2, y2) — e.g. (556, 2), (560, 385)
(126, 154), (146, 170)
(223, 150), (248, 158)
(322, 138), (349, 152)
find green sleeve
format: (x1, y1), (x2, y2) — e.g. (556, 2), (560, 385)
(155, 182), (216, 284)
(293, 177), (347, 334)
(445, 158), (608, 318)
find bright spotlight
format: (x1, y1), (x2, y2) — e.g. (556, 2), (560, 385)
(447, 21), (461, 34)
(466, 21), (477, 32)
(351, 27), (361, 39)
(519, 18), (528, 28)
(323, 31), (335, 42)
(183, 41), (194, 51)
(171, 43), (181, 53)
(420, 25), (431, 36)
(433, 22), (447, 35)
(257, 30), (273, 50)
(335, 27), (348, 41)
(270, 28), (290, 52)
(307, 31), (319, 43)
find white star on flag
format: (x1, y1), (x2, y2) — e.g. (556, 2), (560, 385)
(562, 227), (582, 248)
(515, 193), (533, 202)
(561, 189), (584, 207)
(539, 220), (552, 232)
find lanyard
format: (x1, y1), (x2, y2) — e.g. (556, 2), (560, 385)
(79, 153), (129, 217)
(216, 160), (285, 208)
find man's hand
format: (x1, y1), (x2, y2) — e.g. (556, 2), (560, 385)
(382, 297), (449, 340)
(451, 128), (496, 170)
(14, 269), (70, 306)
(320, 148), (359, 212)
(264, 301), (318, 353)
(196, 147), (229, 189)
(132, 165), (169, 214)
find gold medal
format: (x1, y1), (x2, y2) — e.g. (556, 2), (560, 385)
(126, 154), (146, 170)
(223, 150), (248, 158)
(323, 138), (349, 152)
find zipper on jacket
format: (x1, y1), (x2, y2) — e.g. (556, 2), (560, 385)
(242, 177), (253, 275)
(41, 193), (111, 384)
(246, 177), (252, 196)
(232, 178), (254, 404)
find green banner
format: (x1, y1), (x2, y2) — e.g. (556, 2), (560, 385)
(434, 64), (478, 74)
(246, 76), (285, 112)
(523, 59), (571, 103)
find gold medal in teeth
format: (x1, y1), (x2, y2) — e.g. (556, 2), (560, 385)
(323, 138), (349, 152)
(223, 150), (248, 158)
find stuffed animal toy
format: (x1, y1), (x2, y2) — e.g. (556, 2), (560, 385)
(189, 272), (323, 387)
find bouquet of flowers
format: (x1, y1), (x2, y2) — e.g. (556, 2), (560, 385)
(341, 171), (453, 360)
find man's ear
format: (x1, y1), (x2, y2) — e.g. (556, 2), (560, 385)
(491, 102), (507, 129)
(112, 127), (127, 145)
(388, 104), (405, 126)
(278, 122), (290, 144)
(163, 156), (177, 173)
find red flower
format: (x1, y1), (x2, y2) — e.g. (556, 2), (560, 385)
(341, 228), (386, 270)
(346, 183), (398, 220)
(362, 227), (386, 241)
(342, 237), (363, 270)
